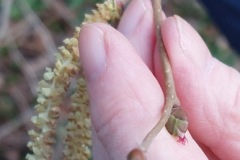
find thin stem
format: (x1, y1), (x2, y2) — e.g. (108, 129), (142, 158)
(140, 0), (180, 151)
(128, 1), (180, 158)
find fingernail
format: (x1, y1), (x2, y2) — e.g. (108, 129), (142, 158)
(174, 15), (189, 56)
(174, 15), (211, 71)
(79, 24), (106, 81)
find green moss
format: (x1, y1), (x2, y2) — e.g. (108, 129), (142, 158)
(0, 93), (18, 121)
(0, 47), (9, 58)
(25, 0), (46, 13)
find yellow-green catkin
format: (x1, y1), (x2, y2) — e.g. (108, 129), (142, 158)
(83, 0), (122, 26)
(63, 78), (91, 160)
(26, 0), (122, 160)
(26, 33), (80, 160)
(63, 1), (122, 159)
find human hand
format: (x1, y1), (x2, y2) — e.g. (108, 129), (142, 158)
(78, 0), (240, 159)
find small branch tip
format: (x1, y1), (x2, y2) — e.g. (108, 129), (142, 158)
(127, 148), (146, 160)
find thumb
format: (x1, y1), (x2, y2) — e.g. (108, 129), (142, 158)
(158, 15), (240, 160)
(79, 23), (164, 159)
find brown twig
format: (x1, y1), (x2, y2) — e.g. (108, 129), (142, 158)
(42, 0), (76, 26)
(0, 109), (34, 140)
(0, 0), (13, 40)
(127, 0), (180, 159)
(18, 0), (57, 62)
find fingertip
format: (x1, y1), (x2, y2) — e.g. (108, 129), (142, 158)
(160, 15), (240, 160)
(161, 15), (213, 74)
(79, 24), (106, 81)
(118, 0), (152, 35)
(118, 0), (156, 69)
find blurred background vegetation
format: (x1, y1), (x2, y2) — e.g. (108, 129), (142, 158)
(0, 0), (239, 159)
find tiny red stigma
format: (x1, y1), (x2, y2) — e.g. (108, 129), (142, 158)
(177, 135), (188, 145)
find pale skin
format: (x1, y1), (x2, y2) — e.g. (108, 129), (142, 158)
(79, 0), (240, 159)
